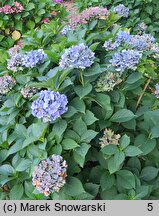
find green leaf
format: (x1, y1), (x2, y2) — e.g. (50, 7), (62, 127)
(16, 159), (31, 172)
(73, 143), (90, 167)
(135, 186), (150, 199)
(151, 126), (159, 138)
(81, 130), (97, 143)
(116, 170), (136, 189)
(122, 119), (136, 130)
(73, 118), (87, 136)
(126, 72), (142, 84)
(62, 138), (79, 150)
(95, 93), (111, 110)
(8, 140), (23, 155)
(82, 110), (98, 125)
(89, 42), (100, 51)
(101, 145), (118, 155)
(108, 151), (125, 174)
(70, 97), (86, 113)
(74, 83), (92, 99)
(15, 124), (27, 138)
(120, 134), (130, 149)
(90, 166), (105, 184)
(125, 146), (142, 157)
(134, 135), (156, 155)
(63, 106), (77, 118)
(127, 157), (141, 171)
(52, 120), (67, 138)
(84, 63), (103, 76)
(10, 184), (24, 200)
(26, 3), (35, 11)
(64, 177), (85, 196)
(110, 109), (136, 123)
(52, 144), (62, 155)
(26, 20), (35, 29)
(100, 172), (115, 190)
(0, 165), (15, 176)
(145, 6), (153, 15)
(140, 166), (159, 181)
(84, 183), (99, 197)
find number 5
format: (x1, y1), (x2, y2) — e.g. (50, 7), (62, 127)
(147, 203), (153, 211)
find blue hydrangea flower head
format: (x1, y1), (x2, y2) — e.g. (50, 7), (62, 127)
(115, 31), (132, 44)
(23, 49), (47, 68)
(114, 4), (129, 17)
(110, 49), (142, 72)
(129, 34), (155, 51)
(103, 39), (120, 51)
(31, 90), (68, 122)
(59, 43), (95, 70)
(32, 154), (67, 196)
(7, 48), (47, 71)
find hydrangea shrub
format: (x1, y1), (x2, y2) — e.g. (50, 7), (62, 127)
(0, 1), (159, 201)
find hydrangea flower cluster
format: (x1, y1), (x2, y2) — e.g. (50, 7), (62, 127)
(69, 7), (109, 29)
(0, 2), (24, 14)
(31, 90), (68, 122)
(154, 84), (159, 98)
(59, 43), (95, 70)
(0, 75), (16, 95)
(21, 87), (38, 99)
(7, 44), (22, 56)
(128, 34), (155, 51)
(103, 31), (131, 51)
(60, 25), (72, 35)
(109, 50), (142, 72)
(32, 154), (67, 196)
(138, 22), (147, 32)
(115, 31), (131, 44)
(22, 49), (47, 68)
(7, 49), (47, 72)
(7, 53), (24, 72)
(95, 72), (122, 92)
(99, 128), (121, 148)
(113, 4), (129, 17)
(103, 39), (119, 51)
(103, 30), (159, 54)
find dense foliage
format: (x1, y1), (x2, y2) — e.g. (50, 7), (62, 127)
(0, 0), (159, 200)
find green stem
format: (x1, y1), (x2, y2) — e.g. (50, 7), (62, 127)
(80, 71), (84, 87)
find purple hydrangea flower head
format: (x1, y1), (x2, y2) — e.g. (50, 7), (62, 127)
(21, 87), (38, 99)
(129, 34), (155, 51)
(138, 22), (147, 32)
(103, 31), (131, 51)
(103, 39), (120, 51)
(115, 31), (132, 44)
(32, 154), (67, 196)
(110, 49), (142, 72)
(7, 48), (47, 71)
(60, 25), (71, 35)
(31, 90), (68, 122)
(113, 4), (129, 17)
(59, 43), (95, 70)
(0, 75), (16, 94)
(23, 49), (47, 68)
(155, 84), (159, 98)
(7, 53), (24, 72)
